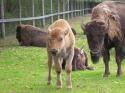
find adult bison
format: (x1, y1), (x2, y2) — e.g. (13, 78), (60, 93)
(16, 24), (47, 47)
(47, 19), (75, 89)
(82, 1), (125, 77)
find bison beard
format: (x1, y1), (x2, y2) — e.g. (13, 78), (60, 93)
(90, 52), (100, 63)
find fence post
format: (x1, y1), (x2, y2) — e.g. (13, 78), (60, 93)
(86, 0), (88, 14)
(75, 0), (77, 16)
(32, 0), (35, 26)
(41, 0), (45, 27)
(67, 0), (70, 20)
(77, 0), (80, 16)
(70, 0), (73, 18)
(82, 0), (84, 16)
(19, 0), (22, 24)
(81, 0), (83, 16)
(0, 1), (1, 38)
(73, 0), (75, 17)
(1, 0), (5, 38)
(79, 0), (80, 16)
(80, 0), (82, 16)
(63, 0), (65, 19)
(50, 0), (53, 23)
(57, 0), (60, 19)
(74, 0), (77, 16)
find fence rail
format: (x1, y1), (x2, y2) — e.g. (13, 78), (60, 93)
(0, 0), (103, 38)
(0, 9), (90, 23)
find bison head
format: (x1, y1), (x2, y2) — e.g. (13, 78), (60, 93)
(47, 27), (68, 56)
(84, 19), (108, 63)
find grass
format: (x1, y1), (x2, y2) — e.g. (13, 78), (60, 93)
(1, 17), (125, 93)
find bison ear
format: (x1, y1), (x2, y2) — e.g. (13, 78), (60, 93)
(47, 28), (52, 34)
(64, 29), (69, 36)
(48, 26), (52, 32)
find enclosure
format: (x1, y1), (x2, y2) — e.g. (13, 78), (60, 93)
(0, 0), (106, 38)
(1, 0), (125, 93)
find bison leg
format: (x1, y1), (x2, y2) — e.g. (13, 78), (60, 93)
(80, 62), (86, 70)
(54, 58), (63, 89)
(102, 50), (110, 77)
(65, 51), (74, 89)
(65, 62), (72, 89)
(21, 39), (31, 46)
(115, 48), (124, 77)
(72, 59), (77, 71)
(47, 54), (52, 85)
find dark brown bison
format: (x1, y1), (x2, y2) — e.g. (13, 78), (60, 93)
(47, 19), (75, 89)
(16, 24), (47, 47)
(82, 1), (125, 77)
(62, 47), (94, 71)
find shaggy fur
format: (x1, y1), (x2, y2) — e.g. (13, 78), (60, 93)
(83, 1), (125, 77)
(62, 47), (94, 71)
(47, 19), (75, 89)
(16, 24), (47, 47)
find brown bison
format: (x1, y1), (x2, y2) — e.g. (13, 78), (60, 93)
(82, 1), (125, 77)
(16, 24), (47, 47)
(47, 19), (75, 89)
(62, 47), (94, 71)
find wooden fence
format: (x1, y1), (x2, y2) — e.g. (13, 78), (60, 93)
(0, 0), (104, 38)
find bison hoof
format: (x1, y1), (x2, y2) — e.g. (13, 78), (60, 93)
(56, 85), (62, 89)
(56, 80), (62, 89)
(67, 80), (72, 89)
(116, 73), (122, 77)
(67, 85), (72, 89)
(116, 74), (121, 77)
(47, 81), (51, 85)
(103, 72), (110, 77)
(86, 66), (95, 70)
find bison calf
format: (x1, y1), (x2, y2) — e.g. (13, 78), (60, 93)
(47, 19), (75, 89)
(16, 24), (47, 47)
(62, 47), (94, 71)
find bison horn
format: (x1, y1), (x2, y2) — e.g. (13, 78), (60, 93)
(81, 23), (86, 35)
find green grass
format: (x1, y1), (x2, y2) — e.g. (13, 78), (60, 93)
(1, 17), (125, 93)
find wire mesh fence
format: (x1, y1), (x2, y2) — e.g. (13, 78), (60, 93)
(0, 0), (107, 38)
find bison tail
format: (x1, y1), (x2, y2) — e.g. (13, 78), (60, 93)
(16, 25), (22, 42)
